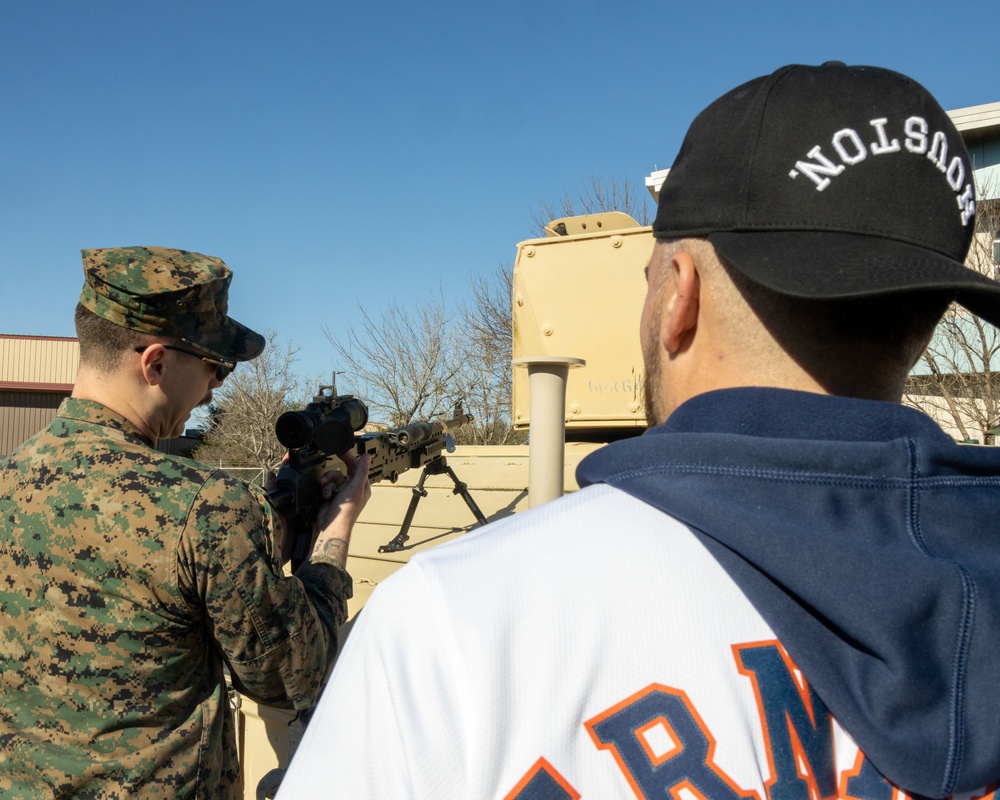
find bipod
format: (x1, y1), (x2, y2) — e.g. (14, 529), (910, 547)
(378, 457), (486, 553)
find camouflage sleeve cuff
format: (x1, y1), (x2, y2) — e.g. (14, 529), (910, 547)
(296, 560), (354, 628)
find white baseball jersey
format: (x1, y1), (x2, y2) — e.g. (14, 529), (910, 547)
(274, 484), (943, 799)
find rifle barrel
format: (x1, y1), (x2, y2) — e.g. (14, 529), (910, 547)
(393, 413), (473, 446)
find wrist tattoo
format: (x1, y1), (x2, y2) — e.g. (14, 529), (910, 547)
(315, 536), (349, 566)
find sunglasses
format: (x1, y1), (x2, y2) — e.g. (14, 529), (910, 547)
(134, 344), (236, 381)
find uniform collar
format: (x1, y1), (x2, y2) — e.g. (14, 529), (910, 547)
(59, 397), (156, 448)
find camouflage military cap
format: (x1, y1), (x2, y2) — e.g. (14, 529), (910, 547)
(79, 246), (265, 363)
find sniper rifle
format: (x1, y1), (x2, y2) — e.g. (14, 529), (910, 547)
(267, 388), (485, 569)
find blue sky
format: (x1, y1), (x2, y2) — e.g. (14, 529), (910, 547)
(3, 0), (998, 382)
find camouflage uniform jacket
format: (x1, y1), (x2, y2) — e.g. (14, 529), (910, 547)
(0, 398), (352, 799)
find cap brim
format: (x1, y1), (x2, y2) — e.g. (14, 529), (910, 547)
(182, 317), (265, 364)
(708, 231), (1000, 327)
(223, 317), (266, 362)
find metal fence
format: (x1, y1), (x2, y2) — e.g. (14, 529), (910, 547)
(213, 466), (268, 486)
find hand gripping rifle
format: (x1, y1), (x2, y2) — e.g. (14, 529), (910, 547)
(267, 387), (369, 571)
(267, 388), (485, 569)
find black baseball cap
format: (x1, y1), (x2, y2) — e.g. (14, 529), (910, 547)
(653, 62), (1000, 325)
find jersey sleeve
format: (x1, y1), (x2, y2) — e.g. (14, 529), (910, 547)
(177, 473), (351, 710)
(276, 561), (471, 798)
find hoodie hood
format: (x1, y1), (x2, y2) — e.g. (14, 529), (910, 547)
(577, 388), (1000, 798)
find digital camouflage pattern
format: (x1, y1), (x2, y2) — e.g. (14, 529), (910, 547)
(78, 246), (265, 364)
(0, 398), (352, 799)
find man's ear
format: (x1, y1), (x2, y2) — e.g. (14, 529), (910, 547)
(662, 250), (701, 354)
(137, 344), (167, 387)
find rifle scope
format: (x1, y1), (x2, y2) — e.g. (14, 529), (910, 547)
(275, 395), (368, 455)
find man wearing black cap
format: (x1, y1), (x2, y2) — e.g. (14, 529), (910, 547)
(277, 64), (1000, 799)
(0, 247), (370, 798)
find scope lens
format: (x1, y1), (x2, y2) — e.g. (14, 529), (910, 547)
(275, 410), (317, 449)
(274, 397), (370, 453)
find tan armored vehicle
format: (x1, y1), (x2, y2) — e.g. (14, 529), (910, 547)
(238, 210), (655, 798)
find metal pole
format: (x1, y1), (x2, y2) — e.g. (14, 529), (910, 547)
(513, 357), (585, 507)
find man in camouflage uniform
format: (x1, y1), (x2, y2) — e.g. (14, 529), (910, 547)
(0, 247), (371, 798)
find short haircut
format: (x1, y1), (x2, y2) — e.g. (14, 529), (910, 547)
(659, 239), (951, 398)
(74, 303), (158, 373)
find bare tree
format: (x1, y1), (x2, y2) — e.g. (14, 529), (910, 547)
(529, 172), (653, 237)
(457, 176), (652, 443)
(455, 262), (525, 445)
(316, 175), (650, 443)
(194, 332), (306, 470)
(322, 293), (464, 428)
(905, 178), (1000, 442)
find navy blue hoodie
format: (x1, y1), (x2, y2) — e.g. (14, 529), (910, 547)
(577, 388), (1000, 798)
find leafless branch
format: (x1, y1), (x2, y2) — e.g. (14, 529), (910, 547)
(528, 173), (652, 237)
(904, 176), (1000, 442)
